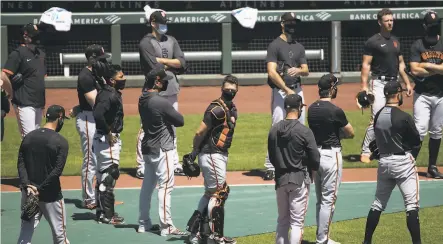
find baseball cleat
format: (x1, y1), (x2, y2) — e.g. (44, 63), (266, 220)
(263, 170), (275, 181)
(136, 170), (144, 179)
(222, 236), (237, 244)
(174, 168), (186, 176)
(137, 224), (160, 233)
(160, 225), (188, 237)
(98, 215), (125, 225)
(427, 166), (443, 179)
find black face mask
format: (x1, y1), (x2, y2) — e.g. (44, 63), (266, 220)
(221, 89), (237, 102)
(398, 93), (403, 106)
(154, 80), (169, 92)
(56, 118), (64, 132)
(114, 79), (126, 90)
(284, 23), (297, 43)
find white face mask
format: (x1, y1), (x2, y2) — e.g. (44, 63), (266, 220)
(157, 24), (168, 34)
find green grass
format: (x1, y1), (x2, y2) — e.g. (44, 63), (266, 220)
(1, 110), (442, 177)
(237, 205), (443, 244)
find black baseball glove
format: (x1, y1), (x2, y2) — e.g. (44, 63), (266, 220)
(21, 193), (40, 221)
(369, 140), (380, 160)
(182, 151), (200, 179)
(167, 64), (190, 75)
(356, 91), (375, 109)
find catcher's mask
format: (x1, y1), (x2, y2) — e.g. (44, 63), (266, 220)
(356, 91), (375, 113)
(21, 23), (40, 44)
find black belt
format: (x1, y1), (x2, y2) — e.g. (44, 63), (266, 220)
(381, 152), (406, 156)
(374, 76), (397, 81)
(287, 83), (301, 90)
(319, 145), (332, 149)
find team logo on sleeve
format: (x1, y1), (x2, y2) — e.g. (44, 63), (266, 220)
(393, 41), (398, 48)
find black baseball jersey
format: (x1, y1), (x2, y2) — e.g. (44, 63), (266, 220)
(374, 106), (421, 155)
(266, 37), (307, 88)
(77, 67), (99, 111)
(2, 44), (46, 108)
(200, 100), (238, 154)
(268, 119), (320, 188)
(409, 38), (443, 97)
(363, 33), (401, 77)
(93, 85), (124, 135)
(139, 90), (184, 154)
(17, 128), (69, 202)
(307, 100), (349, 148)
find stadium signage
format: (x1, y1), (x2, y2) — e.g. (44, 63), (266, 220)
(350, 12), (422, 20)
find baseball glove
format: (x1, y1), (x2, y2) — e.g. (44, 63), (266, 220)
(21, 193), (40, 221)
(182, 152), (200, 179)
(356, 91), (375, 109)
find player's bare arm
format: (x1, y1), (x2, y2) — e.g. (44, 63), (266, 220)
(410, 62), (433, 77)
(192, 121), (208, 153)
(84, 90), (98, 108)
(361, 55), (373, 91)
(420, 62), (443, 75)
(341, 123), (355, 139)
(267, 62), (293, 95)
(288, 64), (309, 77)
(156, 57), (182, 68)
(398, 55), (413, 96)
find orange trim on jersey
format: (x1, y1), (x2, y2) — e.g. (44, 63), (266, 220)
(84, 115), (90, 204)
(299, 184), (310, 244)
(164, 151), (170, 225)
(209, 154), (220, 190)
(2, 69), (14, 76)
(60, 200), (68, 244)
(326, 152), (340, 240)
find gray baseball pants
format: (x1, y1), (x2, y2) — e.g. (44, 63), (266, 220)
(371, 153), (420, 212)
(315, 147), (343, 244)
(17, 192), (70, 244)
(13, 105), (43, 139)
(276, 181), (310, 244)
(75, 110), (97, 206)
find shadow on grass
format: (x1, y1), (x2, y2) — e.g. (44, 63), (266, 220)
(71, 212), (96, 221)
(120, 167), (137, 178)
(65, 198), (85, 209)
(242, 169), (265, 178)
(0, 178), (20, 188)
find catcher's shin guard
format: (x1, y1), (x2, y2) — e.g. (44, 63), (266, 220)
(97, 164), (120, 219)
(186, 210), (202, 234)
(211, 204), (225, 237)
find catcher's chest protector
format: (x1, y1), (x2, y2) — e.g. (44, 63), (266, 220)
(209, 99), (236, 150)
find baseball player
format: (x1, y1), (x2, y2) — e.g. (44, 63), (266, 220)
(137, 8), (187, 178)
(307, 74), (355, 244)
(359, 8), (413, 164)
(137, 67), (187, 236)
(17, 104), (70, 244)
(263, 12), (310, 181)
(362, 81), (422, 244)
(1, 87), (11, 142)
(71, 44), (108, 210)
(1, 23), (47, 139)
(407, 11), (443, 179)
(93, 64), (126, 225)
(184, 75), (239, 244)
(268, 94), (320, 244)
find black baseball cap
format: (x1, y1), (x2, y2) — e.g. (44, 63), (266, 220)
(423, 11), (440, 27)
(46, 105), (70, 121)
(318, 73), (340, 90)
(150, 10), (169, 24)
(147, 66), (173, 82)
(281, 12), (301, 23)
(383, 81), (407, 96)
(284, 94), (306, 109)
(85, 44), (110, 60)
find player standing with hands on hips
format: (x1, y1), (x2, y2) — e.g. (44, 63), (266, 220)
(263, 12), (310, 181)
(184, 75), (239, 244)
(136, 6), (187, 178)
(308, 74), (355, 244)
(268, 94), (320, 244)
(363, 81), (422, 244)
(17, 105), (70, 244)
(407, 11), (443, 179)
(93, 64), (127, 225)
(359, 8), (412, 164)
(137, 67), (187, 236)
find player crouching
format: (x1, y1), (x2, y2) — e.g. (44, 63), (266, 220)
(183, 75), (239, 244)
(92, 62), (127, 225)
